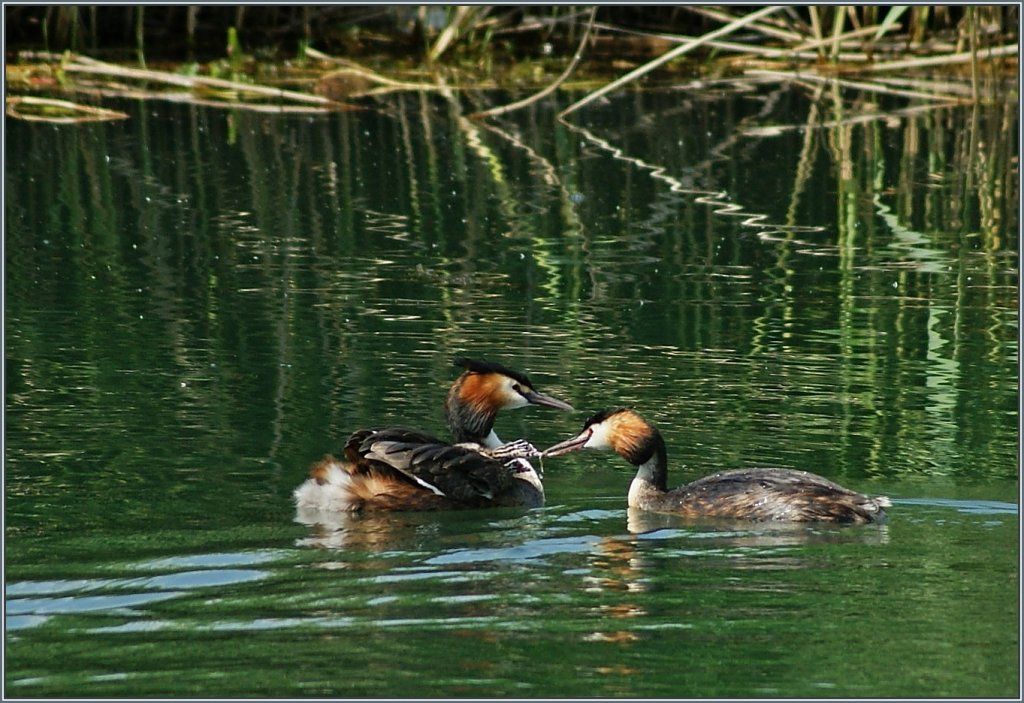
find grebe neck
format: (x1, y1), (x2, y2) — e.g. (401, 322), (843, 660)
(632, 432), (668, 492)
(625, 434), (668, 510)
(445, 395), (497, 446)
(479, 429), (502, 449)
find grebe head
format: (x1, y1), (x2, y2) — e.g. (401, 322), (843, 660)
(445, 357), (573, 445)
(544, 407), (668, 492)
(543, 407), (660, 464)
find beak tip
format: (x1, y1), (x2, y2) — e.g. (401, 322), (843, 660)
(527, 392), (574, 413)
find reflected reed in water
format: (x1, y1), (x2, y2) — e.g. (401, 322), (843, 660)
(4, 78), (1016, 698)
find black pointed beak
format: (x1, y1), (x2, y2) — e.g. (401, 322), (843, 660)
(523, 390), (574, 412)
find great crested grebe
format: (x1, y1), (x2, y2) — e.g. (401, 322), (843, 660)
(293, 357), (571, 512)
(544, 407), (891, 524)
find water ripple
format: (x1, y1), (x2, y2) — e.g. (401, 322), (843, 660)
(425, 535), (603, 566)
(6, 551), (276, 630)
(895, 498), (1018, 515)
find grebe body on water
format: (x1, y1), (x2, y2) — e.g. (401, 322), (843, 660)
(544, 407), (891, 524)
(294, 358), (570, 512)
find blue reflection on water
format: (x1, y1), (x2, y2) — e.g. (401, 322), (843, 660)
(425, 535), (602, 565)
(894, 498), (1018, 515)
(6, 552), (274, 630)
(7, 591), (185, 617)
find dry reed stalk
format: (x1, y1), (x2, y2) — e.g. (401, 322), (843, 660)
(304, 47), (402, 77)
(63, 54), (341, 107)
(871, 75), (977, 97)
(176, 96), (341, 113)
(828, 6), (847, 60)
(303, 48), (440, 93)
(428, 6), (492, 62)
(863, 44), (1018, 72)
(808, 7), (826, 59)
(6, 95), (129, 122)
(16, 50), (66, 61)
(685, 5), (802, 41)
(591, 22), (871, 61)
(747, 68), (967, 103)
(787, 24), (883, 54)
(559, 5), (784, 118)
(471, 6), (597, 119)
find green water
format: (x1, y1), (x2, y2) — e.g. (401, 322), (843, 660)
(5, 83), (1018, 698)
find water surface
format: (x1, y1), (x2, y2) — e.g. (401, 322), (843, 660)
(5, 81), (1018, 697)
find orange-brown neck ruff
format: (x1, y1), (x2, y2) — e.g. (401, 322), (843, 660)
(446, 372), (501, 443)
(604, 412), (653, 461)
(602, 410), (668, 492)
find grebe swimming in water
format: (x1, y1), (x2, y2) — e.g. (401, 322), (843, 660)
(544, 407), (891, 524)
(293, 357), (571, 512)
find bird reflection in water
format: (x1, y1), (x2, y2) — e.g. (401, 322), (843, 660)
(576, 507), (890, 660)
(626, 508), (891, 552)
(294, 507), (440, 552)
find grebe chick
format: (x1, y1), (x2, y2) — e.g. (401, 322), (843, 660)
(294, 357), (573, 512)
(543, 407), (891, 524)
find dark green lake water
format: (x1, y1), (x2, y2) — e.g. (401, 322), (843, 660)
(5, 81), (1018, 698)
